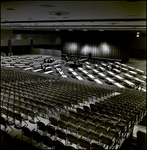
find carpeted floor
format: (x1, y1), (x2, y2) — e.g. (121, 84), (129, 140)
(124, 58), (146, 73)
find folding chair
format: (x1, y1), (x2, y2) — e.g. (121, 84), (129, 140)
(21, 107), (28, 121)
(95, 118), (105, 126)
(2, 132), (16, 150)
(69, 110), (77, 119)
(91, 142), (104, 150)
(100, 134), (113, 149)
(14, 113), (23, 129)
(60, 113), (69, 122)
(7, 110), (15, 130)
(65, 145), (76, 150)
(41, 135), (53, 149)
(36, 121), (46, 135)
(68, 123), (78, 135)
(67, 133), (79, 148)
(86, 116), (95, 123)
(56, 129), (67, 145)
(46, 125), (56, 139)
(69, 116), (77, 125)
(87, 122), (97, 132)
(21, 126), (31, 143)
(1, 107), (8, 121)
(77, 119), (87, 129)
(31, 130), (42, 149)
(49, 117), (58, 128)
(28, 110), (38, 124)
(97, 125), (109, 135)
(89, 131), (100, 143)
(53, 140), (65, 150)
(0, 116), (7, 131)
(58, 120), (68, 131)
(78, 127), (89, 138)
(78, 113), (85, 121)
(79, 138), (91, 149)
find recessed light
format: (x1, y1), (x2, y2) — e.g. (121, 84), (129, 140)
(83, 29), (87, 31)
(49, 11), (69, 16)
(69, 29), (73, 31)
(99, 30), (104, 32)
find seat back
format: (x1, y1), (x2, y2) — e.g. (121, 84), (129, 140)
(58, 120), (67, 130)
(78, 127), (88, 137)
(68, 123), (77, 134)
(37, 121), (46, 132)
(31, 131), (41, 143)
(42, 135), (53, 147)
(67, 133), (78, 144)
(92, 142), (104, 149)
(54, 140), (65, 150)
(56, 129), (66, 140)
(0, 117), (7, 128)
(46, 125), (56, 136)
(79, 138), (90, 149)
(60, 113), (68, 122)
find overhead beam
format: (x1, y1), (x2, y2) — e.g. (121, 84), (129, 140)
(1, 18), (146, 23)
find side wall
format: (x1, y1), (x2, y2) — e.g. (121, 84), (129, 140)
(1, 30), (146, 61)
(129, 36), (146, 59)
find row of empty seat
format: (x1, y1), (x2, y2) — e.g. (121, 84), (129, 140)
(1, 64), (146, 149)
(67, 60), (146, 91)
(1, 55), (146, 91)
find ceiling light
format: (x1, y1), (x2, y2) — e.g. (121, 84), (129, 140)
(99, 30), (104, 32)
(83, 29), (87, 31)
(49, 11), (69, 16)
(137, 32), (140, 34)
(55, 29), (60, 31)
(69, 29), (73, 31)
(136, 34), (139, 37)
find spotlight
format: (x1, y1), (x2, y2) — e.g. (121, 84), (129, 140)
(136, 34), (139, 37)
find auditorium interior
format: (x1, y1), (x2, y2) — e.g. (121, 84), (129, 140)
(0, 1), (146, 150)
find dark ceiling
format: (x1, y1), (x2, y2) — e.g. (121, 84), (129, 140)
(1, 0), (146, 32)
